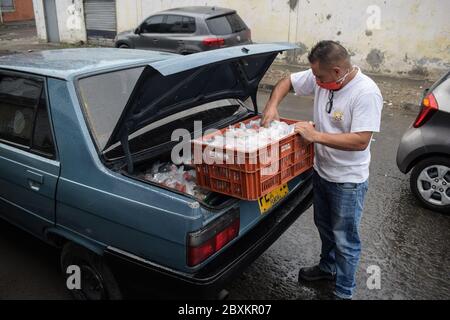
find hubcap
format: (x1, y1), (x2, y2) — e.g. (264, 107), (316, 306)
(79, 265), (106, 300)
(417, 165), (450, 207)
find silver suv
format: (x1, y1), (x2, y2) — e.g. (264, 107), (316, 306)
(115, 6), (252, 54)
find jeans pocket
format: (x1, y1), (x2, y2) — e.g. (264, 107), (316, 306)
(337, 182), (358, 191)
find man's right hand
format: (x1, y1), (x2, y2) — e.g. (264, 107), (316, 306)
(261, 104), (280, 127)
(260, 76), (292, 127)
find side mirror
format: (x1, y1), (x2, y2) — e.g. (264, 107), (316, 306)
(135, 27), (141, 34)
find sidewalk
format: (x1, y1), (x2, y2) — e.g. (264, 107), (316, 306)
(260, 63), (435, 112)
(0, 20), (109, 56)
(0, 20), (63, 55)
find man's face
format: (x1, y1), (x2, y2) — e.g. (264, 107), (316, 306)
(311, 62), (342, 83)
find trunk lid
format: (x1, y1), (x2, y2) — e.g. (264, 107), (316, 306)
(103, 43), (298, 152)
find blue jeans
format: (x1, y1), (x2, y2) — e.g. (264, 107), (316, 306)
(313, 170), (369, 299)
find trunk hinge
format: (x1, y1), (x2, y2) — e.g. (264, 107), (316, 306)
(233, 61), (260, 114)
(251, 92), (258, 114)
(120, 126), (134, 174)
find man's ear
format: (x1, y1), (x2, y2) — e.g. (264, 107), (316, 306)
(332, 67), (341, 77)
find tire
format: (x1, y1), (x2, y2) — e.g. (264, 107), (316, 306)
(410, 156), (450, 214)
(61, 242), (122, 300)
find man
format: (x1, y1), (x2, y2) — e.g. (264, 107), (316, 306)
(261, 40), (383, 300)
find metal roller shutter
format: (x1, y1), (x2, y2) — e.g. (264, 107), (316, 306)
(84, 0), (117, 39)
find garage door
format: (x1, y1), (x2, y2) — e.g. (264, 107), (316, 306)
(84, 0), (116, 39)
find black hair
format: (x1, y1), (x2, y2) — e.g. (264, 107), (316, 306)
(308, 40), (350, 68)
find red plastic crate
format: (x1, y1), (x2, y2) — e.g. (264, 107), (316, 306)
(192, 116), (314, 200)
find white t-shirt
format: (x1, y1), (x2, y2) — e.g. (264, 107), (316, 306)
(290, 68), (383, 183)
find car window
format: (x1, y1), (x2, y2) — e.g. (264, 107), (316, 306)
(32, 89), (56, 157)
(141, 15), (164, 33)
(0, 75), (42, 147)
(78, 67), (145, 150)
(206, 13), (247, 35)
(165, 15), (196, 34)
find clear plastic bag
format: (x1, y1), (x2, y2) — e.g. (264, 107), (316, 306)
(205, 119), (294, 151)
(145, 162), (202, 198)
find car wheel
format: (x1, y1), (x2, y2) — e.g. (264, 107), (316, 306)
(410, 157), (450, 214)
(118, 44), (129, 49)
(61, 242), (122, 300)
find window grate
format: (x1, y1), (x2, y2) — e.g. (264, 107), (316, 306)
(0, 0), (15, 12)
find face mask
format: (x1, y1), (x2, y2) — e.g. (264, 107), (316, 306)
(316, 68), (354, 91)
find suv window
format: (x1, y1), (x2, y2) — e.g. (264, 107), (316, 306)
(0, 73), (56, 158)
(141, 15), (164, 33)
(165, 15), (196, 34)
(206, 13), (247, 35)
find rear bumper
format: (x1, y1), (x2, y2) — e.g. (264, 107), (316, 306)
(396, 126), (427, 173)
(104, 171), (313, 299)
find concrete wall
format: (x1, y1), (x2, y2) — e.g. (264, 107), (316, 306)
(2, 0), (35, 22)
(291, 0), (450, 78)
(55, 0), (86, 43)
(32, 0), (86, 43)
(33, 0), (450, 78)
(114, 0), (449, 78)
(32, 0), (46, 41)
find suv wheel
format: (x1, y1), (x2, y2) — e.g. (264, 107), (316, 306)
(118, 44), (129, 49)
(411, 157), (450, 214)
(61, 242), (122, 300)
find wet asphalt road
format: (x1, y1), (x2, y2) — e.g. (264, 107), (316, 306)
(0, 91), (449, 300)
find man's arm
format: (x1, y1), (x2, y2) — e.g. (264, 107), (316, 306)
(261, 76), (292, 127)
(294, 122), (372, 151)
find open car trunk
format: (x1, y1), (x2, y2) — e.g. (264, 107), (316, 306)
(119, 144), (238, 210)
(111, 100), (255, 209)
(77, 44), (299, 208)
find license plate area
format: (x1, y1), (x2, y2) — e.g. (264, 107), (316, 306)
(258, 184), (289, 214)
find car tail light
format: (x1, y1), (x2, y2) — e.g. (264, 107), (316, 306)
(202, 37), (225, 47)
(187, 208), (240, 267)
(414, 93), (439, 128)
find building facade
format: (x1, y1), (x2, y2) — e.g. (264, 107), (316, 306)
(32, 0), (450, 79)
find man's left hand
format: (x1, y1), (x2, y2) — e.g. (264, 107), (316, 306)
(294, 121), (318, 143)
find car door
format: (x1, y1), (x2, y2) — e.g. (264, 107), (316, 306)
(158, 15), (195, 53)
(0, 71), (59, 237)
(134, 15), (165, 51)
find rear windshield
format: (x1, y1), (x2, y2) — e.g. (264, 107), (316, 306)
(77, 67), (144, 150)
(206, 13), (247, 35)
(77, 67), (250, 156)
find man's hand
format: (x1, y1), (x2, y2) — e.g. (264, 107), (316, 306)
(294, 121), (318, 143)
(261, 76), (292, 127)
(296, 123), (373, 151)
(261, 105), (280, 127)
